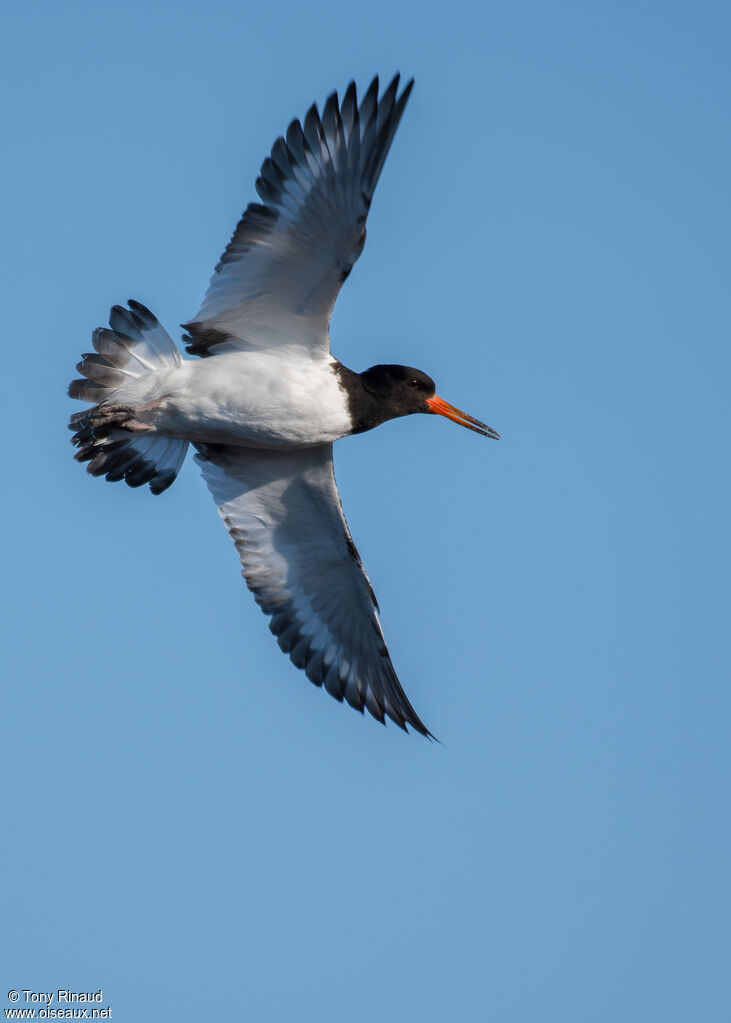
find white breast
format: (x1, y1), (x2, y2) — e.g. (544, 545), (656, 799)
(156, 351), (352, 449)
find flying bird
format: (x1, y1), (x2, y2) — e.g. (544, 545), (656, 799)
(68, 74), (499, 737)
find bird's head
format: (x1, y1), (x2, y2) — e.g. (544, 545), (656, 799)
(359, 364), (500, 438)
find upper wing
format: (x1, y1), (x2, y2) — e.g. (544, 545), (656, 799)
(183, 74), (414, 359)
(196, 442), (431, 736)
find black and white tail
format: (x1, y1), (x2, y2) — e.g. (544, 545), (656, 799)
(68, 300), (189, 495)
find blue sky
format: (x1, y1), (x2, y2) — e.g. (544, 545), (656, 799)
(2, 1), (729, 1020)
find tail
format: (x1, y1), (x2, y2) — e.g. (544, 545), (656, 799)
(68, 300), (189, 495)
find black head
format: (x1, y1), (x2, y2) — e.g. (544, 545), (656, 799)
(337, 361), (500, 438)
(359, 364), (436, 418)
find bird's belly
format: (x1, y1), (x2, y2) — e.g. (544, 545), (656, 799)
(156, 356), (351, 449)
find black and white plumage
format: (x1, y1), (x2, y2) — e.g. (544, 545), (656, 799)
(184, 75), (413, 360)
(69, 75), (499, 738)
(69, 302), (189, 494)
(198, 443), (425, 731)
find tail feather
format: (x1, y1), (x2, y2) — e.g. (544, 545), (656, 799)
(108, 300), (182, 368)
(71, 420), (187, 493)
(69, 300), (188, 495)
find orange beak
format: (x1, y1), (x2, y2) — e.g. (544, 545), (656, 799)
(425, 395), (500, 439)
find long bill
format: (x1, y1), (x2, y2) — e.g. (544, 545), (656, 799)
(425, 395), (500, 439)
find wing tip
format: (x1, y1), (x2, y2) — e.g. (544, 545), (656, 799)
(402, 712), (437, 742)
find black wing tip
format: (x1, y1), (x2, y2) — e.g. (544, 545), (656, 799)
(399, 76), (415, 103)
(325, 73), (414, 112)
(376, 696), (435, 740)
(384, 714), (437, 741)
(363, 75), (379, 99)
(403, 714), (437, 741)
(286, 638), (435, 739)
(368, 72), (414, 97)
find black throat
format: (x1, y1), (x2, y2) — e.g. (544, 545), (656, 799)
(332, 362), (391, 434)
(331, 360), (436, 435)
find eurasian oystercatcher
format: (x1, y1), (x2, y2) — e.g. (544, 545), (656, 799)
(69, 74), (499, 737)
